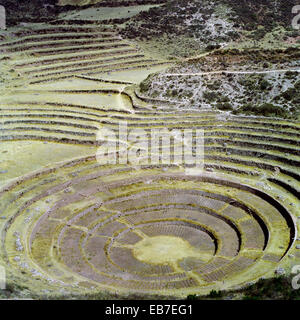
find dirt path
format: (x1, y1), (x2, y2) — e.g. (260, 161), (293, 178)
(162, 69), (300, 77)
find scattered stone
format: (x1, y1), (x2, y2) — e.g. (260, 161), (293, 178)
(16, 238), (23, 252)
(31, 269), (43, 277)
(24, 216), (32, 224)
(275, 268), (285, 275)
(256, 182), (264, 188)
(14, 232), (23, 251)
(19, 262), (29, 269)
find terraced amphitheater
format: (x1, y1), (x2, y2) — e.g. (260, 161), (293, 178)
(0, 1), (299, 299)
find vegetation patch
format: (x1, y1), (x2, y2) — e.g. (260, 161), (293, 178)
(139, 49), (300, 119)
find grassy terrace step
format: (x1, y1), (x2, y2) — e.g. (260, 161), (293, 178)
(0, 127), (95, 138)
(1, 114), (299, 155)
(11, 26), (115, 37)
(268, 178), (300, 200)
(0, 121), (99, 134)
(0, 115), (99, 126)
(2, 41), (130, 56)
(96, 144), (300, 181)
(12, 48), (139, 68)
(0, 114), (99, 127)
(0, 134), (96, 145)
(83, 61), (172, 76)
(1, 109), (297, 140)
(202, 160), (294, 181)
(2, 38), (123, 54)
(111, 112), (300, 131)
(0, 108), (107, 122)
(99, 119), (300, 139)
(106, 111), (293, 120)
(205, 165), (300, 200)
(17, 23), (113, 31)
(0, 102), (134, 115)
(28, 61), (169, 84)
(0, 33), (119, 49)
(130, 103), (300, 126)
(204, 154), (300, 182)
(0, 126), (96, 139)
(97, 120), (300, 143)
(76, 76), (134, 85)
(7, 107), (298, 141)
(4, 44), (133, 60)
(47, 19), (115, 25)
(230, 118), (300, 130)
(0, 117), (98, 130)
(106, 174), (294, 222)
(19, 54), (147, 75)
(0, 135), (299, 183)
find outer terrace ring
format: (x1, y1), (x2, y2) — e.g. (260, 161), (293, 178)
(0, 155), (297, 296)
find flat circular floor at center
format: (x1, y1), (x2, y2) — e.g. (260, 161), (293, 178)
(132, 235), (212, 264)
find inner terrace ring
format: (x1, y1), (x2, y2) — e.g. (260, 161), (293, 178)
(1, 160), (297, 296)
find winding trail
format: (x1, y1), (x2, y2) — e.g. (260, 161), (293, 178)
(162, 69), (300, 77)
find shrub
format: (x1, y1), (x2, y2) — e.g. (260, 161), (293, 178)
(140, 76), (152, 92)
(207, 81), (221, 91)
(218, 95), (230, 103)
(209, 290), (223, 298)
(203, 91), (219, 102)
(205, 44), (221, 51)
(260, 79), (271, 91)
(186, 294), (198, 300)
(282, 88), (298, 101)
(216, 102), (233, 111)
(258, 103), (286, 117)
(285, 71), (298, 79)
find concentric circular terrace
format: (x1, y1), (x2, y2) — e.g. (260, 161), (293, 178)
(0, 17), (299, 298)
